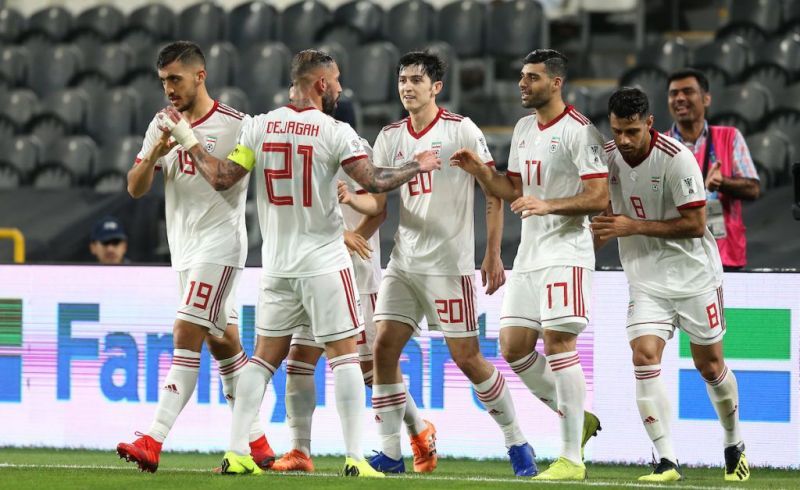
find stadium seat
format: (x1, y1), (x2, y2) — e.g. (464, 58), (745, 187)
(0, 89), (40, 129)
(742, 63), (790, 99)
(228, 1), (279, 51)
(29, 117), (69, 148)
(315, 42), (350, 82)
(0, 7), (25, 43)
(126, 72), (167, 134)
(204, 42), (238, 91)
(40, 88), (90, 132)
(70, 30), (105, 71)
(177, 2), (226, 51)
(279, 0), (332, 54)
(71, 71), (111, 101)
(437, 0), (486, 59)
(0, 46), (31, 87)
(762, 108), (800, 160)
(317, 24), (364, 53)
(128, 4), (175, 40)
(383, 0), (436, 54)
(93, 173), (127, 193)
(27, 6), (73, 42)
(43, 136), (98, 184)
(692, 37), (751, 80)
(725, 0), (782, 35)
(85, 43), (135, 86)
(3, 135), (42, 179)
(486, 0), (545, 68)
(86, 88), (138, 146)
(711, 82), (771, 132)
(333, 0), (383, 41)
(31, 164), (74, 189)
(709, 112), (751, 135)
(782, 0), (800, 27)
(214, 87), (250, 115)
(715, 22), (768, 46)
(102, 135), (143, 175)
(348, 41), (401, 125)
(619, 66), (671, 131)
(235, 42), (292, 112)
(775, 82), (800, 111)
(0, 161), (22, 189)
(119, 29), (157, 72)
(425, 41), (461, 111)
(74, 5), (126, 41)
(0, 114), (14, 141)
(746, 129), (791, 187)
(698, 65), (730, 95)
(637, 38), (691, 74)
(28, 44), (84, 97)
(760, 32), (800, 74)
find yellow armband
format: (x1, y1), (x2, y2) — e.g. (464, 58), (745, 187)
(227, 144), (255, 171)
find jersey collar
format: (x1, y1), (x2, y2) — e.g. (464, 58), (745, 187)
(622, 129), (658, 168)
(406, 107), (444, 139)
(537, 105), (572, 131)
(191, 100), (219, 128)
(286, 104), (318, 113)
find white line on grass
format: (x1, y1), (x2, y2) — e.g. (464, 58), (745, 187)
(0, 463), (761, 490)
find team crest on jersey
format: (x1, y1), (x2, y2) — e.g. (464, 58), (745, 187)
(549, 136), (561, 153)
(681, 176), (697, 196)
(431, 141), (442, 157)
(651, 176), (661, 192)
(205, 136), (217, 152)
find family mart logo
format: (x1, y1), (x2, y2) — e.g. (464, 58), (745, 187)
(678, 308), (792, 422)
(0, 298), (22, 402)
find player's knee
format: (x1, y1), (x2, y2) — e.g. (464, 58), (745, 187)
(450, 348), (483, 377)
(172, 320), (207, 351)
(205, 333), (239, 358)
(499, 339), (529, 363)
(694, 357), (725, 381)
(372, 335), (402, 368)
(632, 349), (660, 366)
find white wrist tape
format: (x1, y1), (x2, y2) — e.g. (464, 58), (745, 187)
(157, 112), (199, 150)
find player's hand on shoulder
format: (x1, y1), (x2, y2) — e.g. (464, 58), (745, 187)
(343, 230), (372, 259)
(590, 213), (637, 240)
(414, 150), (442, 173)
(510, 195), (552, 218)
(337, 180), (352, 204)
(481, 253), (506, 295)
(449, 148), (482, 175)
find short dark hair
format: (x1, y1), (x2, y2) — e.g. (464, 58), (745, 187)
(397, 50), (446, 83)
(608, 87), (650, 119)
(291, 49), (336, 83)
(522, 49), (568, 79)
(667, 68), (710, 93)
(157, 41), (205, 69)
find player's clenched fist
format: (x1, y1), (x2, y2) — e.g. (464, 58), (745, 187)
(449, 148), (484, 175)
(337, 180), (352, 204)
(414, 150), (442, 173)
(590, 214), (639, 240)
(343, 230), (372, 259)
(156, 105), (199, 150)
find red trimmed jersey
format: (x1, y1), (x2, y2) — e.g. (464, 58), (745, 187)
(336, 141), (381, 294)
(373, 108), (494, 275)
(605, 130), (723, 298)
(236, 105), (368, 277)
(507, 105), (608, 272)
(136, 101), (248, 271)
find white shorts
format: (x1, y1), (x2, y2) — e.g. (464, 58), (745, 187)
(176, 264), (240, 338)
(373, 266), (478, 338)
(499, 266), (591, 335)
(626, 285), (726, 346)
(256, 268), (365, 344)
(291, 292), (378, 361)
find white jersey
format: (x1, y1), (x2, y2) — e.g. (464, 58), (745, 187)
(373, 108), (494, 275)
(507, 106), (608, 272)
(336, 142), (381, 294)
(605, 130), (723, 298)
(136, 101), (248, 271)
(235, 105), (368, 277)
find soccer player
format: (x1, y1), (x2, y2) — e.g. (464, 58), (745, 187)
(117, 41), (273, 472)
(157, 49), (441, 477)
(451, 49), (607, 480)
(591, 87), (749, 482)
(367, 50), (533, 476)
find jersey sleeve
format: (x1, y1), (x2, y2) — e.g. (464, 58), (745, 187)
(350, 139), (373, 194)
(135, 117), (166, 171)
(459, 118), (494, 166)
(569, 124), (608, 180)
(227, 114), (257, 172)
(506, 121), (522, 177)
(667, 151), (707, 210)
(333, 122), (369, 167)
(371, 130), (391, 167)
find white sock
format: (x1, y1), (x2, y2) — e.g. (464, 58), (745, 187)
(508, 350), (559, 412)
(473, 368), (526, 448)
(372, 382), (406, 460)
(635, 364), (676, 464)
(218, 350), (265, 443)
(330, 353), (366, 460)
(228, 357), (275, 455)
(286, 360), (317, 456)
(548, 351), (585, 464)
(704, 365), (742, 447)
(403, 386), (427, 436)
(147, 349), (200, 443)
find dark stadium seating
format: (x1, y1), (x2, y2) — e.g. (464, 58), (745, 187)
(384, 0), (436, 54)
(86, 87), (138, 146)
(235, 42), (291, 112)
(39, 88), (90, 133)
(486, 0), (545, 70)
(637, 38), (691, 74)
(746, 129), (791, 188)
(214, 86), (250, 115)
(228, 1), (279, 51)
(715, 22), (768, 46)
(692, 37), (751, 81)
(204, 42), (238, 91)
(127, 4), (175, 40)
(27, 6), (73, 42)
(725, 0), (783, 35)
(437, 1), (486, 59)
(0, 46), (30, 87)
(177, 2), (226, 51)
(29, 44), (84, 97)
(279, 0), (332, 54)
(0, 7), (25, 43)
(760, 31), (800, 74)
(0, 161), (22, 189)
(3, 135), (42, 180)
(1, 89), (39, 130)
(31, 164), (74, 189)
(333, 0), (384, 42)
(46, 136), (98, 184)
(742, 63), (790, 99)
(347, 41), (400, 123)
(74, 5), (126, 41)
(29, 116), (69, 148)
(315, 41), (350, 81)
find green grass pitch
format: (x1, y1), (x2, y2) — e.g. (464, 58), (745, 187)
(1, 448), (798, 489)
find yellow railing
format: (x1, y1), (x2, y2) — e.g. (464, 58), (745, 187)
(0, 228), (25, 263)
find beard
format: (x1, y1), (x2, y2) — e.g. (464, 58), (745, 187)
(523, 92), (549, 109)
(322, 91), (339, 116)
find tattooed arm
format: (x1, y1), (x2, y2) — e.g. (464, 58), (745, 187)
(185, 145), (249, 191)
(343, 150), (441, 194)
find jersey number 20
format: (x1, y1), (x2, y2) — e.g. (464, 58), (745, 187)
(263, 142), (313, 207)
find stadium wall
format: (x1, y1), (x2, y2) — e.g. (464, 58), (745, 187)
(0, 265), (797, 468)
